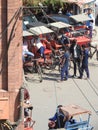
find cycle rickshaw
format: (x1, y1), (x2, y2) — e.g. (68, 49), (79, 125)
(48, 104), (93, 130)
(24, 102), (35, 130)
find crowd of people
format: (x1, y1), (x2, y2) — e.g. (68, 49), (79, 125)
(23, 30), (91, 82)
(22, 7), (96, 82)
(58, 39), (90, 82)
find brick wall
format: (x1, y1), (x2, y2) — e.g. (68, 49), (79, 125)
(0, 0), (8, 90)
(0, 0), (23, 130)
(7, 0), (23, 91)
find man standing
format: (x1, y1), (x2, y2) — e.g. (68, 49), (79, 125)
(80, 45), (90, 79)
(70, 39), (82, 78)
(86, 8), (95, 38)
(60, 47), (70, 81)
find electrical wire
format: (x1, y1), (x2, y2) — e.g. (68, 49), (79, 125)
(70, 56), (98, 115)
(72, 78), (98, 115)
(54, 80), (59, 107)
(87, 79), (98, 96)
(53, 80), (62, 128)
(0, 7), (23, 74)
(0, 6), (23, 40)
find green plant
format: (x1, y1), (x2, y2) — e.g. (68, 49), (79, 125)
(23, 0), (34, 6)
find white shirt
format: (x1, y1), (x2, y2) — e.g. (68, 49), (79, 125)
(74, 44), (78, 58)
(31, 38), (43, 49)
(23, 41), (29, 52)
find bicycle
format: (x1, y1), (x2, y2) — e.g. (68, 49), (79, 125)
(0, 120), (13, 130)
(83, 28), (97, 38)
(92, 29), (97, 38)
(89, 44), (98, 60)
(23, 55), (42, 82)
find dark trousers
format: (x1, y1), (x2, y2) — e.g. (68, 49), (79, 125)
(73, 57), (81, 76)
(88, 26), (93, 38)
(38, 46), (46, 61)
(80, 65), (89, 78)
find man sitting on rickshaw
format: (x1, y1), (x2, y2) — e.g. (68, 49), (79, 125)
(48, 105), (67, 129)
(59, 29), (70, 49)
(31, 35), (46, 62)
(23, 37), (34, 63)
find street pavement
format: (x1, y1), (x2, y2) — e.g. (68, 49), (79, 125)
(25, 26), (98, 130)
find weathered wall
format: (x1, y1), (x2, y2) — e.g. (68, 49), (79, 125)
(0, 0), (23, 129)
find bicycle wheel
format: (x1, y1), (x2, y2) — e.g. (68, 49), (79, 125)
(49, 55), (60, 70)
(0, 123), (4, 130)
(0, 122), (13, 130)
(96, 51), (98, 60)
(36, 64), (43, 82)
(92, 29), (97, 38)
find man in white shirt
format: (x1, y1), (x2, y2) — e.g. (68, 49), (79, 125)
(31, 35), (46, 61)
(70, 39), (82, 78)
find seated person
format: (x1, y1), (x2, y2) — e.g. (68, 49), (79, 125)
(59, 29), (70, 48)
(31, 35), (46, 61)
(23, 38), (34, 63)
(48, 105), (66, 129)
(24, 116), (35, 128)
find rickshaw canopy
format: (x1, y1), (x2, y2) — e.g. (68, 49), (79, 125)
(61, 104), (91, 117)
(29, 26), (53, 35)
(23, 30), (34, 37)
(49, 22), (71, 29)
(70, 13), (91, 22)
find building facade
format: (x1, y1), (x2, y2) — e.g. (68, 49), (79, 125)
(0, 0), (23, 129)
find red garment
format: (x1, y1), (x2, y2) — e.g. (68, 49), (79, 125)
(24, 88), (30, 100)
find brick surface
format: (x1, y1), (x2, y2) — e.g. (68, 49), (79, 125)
(0, 1), (23, 129)
(0, 1), (7, 90)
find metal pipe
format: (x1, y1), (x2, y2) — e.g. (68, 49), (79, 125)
(6, 86), (24, 130)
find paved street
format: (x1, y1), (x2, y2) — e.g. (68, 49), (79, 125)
(25, 26), (98, 130)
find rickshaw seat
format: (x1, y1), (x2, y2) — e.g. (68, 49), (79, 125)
(42, 42), (52, 55)
(24, 128), (34, 130)
(50, 40), (62, 50)
(66, 120), (88, 130)
(44, 49), (52, 55)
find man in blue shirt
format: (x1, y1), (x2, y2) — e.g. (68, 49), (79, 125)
(79, 45), (90, 79)
(48, 105), (65, 129)
(86, 8), (95, 38)
(66, 10), (73, 17)
(60, 47), (70, 81)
